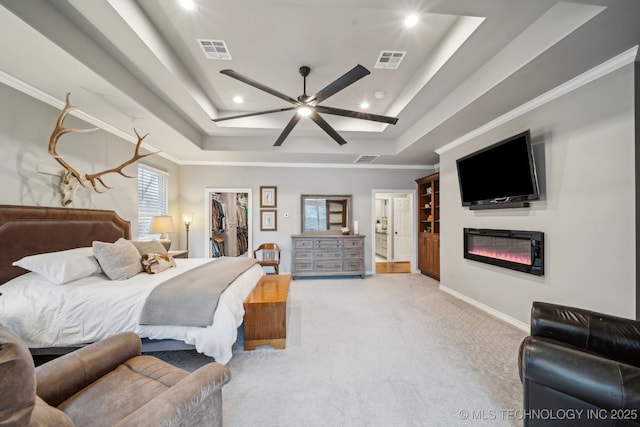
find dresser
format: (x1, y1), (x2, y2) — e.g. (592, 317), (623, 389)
(291, 234), (365, 279)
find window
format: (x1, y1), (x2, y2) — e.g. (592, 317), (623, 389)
(137, 164), (169, 240)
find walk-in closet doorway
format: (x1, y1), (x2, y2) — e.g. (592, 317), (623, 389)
(204, 188), (253, 258)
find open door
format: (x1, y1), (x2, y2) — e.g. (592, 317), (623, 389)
(372, 190), (415, 274)
(392, 196), (412, 262)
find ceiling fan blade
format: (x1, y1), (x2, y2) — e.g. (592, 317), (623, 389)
(310, 113), (348, 146)
(274, 114), (301, 146)
(212, 107), (295, 122)
(306, 64), (370, 104)
(220, 69), (298, 104)
(315, 105), (398, 125)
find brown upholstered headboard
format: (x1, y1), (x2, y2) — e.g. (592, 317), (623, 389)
(0, 205), (130, 284)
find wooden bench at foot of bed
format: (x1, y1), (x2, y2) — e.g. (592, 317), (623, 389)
(243, 274), (291, 350)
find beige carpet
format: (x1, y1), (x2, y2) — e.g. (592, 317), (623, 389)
(157, 274), (527, 426)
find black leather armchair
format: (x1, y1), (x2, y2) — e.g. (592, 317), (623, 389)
(519, 302), (640, 426)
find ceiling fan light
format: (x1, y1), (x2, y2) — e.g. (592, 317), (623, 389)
(297, 106), (312, 117)
(404, 14), (419, 28)
(178, 0), (196, 11)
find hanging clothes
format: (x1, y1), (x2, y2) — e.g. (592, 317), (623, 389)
(211, 196), (227, 233)
(210, 194), (229, 257)
(209, 192), (249, 257)
(235, 194), (249, 255)
(211, 235), (225, 258)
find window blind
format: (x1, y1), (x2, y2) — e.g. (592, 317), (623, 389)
(137, 164), (169, 239)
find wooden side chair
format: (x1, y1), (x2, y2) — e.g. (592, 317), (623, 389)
(253, 243), (281, 274)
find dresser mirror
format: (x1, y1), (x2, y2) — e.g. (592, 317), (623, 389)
(301, 195), (352, 233)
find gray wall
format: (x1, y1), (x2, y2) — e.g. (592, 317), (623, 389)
(438, 63), (637, 325)
(178, 165), (428, 273)
(0, 84), (179, 233)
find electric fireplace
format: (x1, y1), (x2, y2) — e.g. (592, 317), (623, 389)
(464, 228), (544, 276)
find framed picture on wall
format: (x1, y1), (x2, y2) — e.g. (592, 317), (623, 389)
(260, 210), (277, 231)
(260, 186), (277, 208)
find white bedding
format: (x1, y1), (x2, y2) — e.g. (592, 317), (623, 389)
(0, 258), (263, 364)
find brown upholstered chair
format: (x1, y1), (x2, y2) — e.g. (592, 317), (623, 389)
(0, 326), (231, 427)
(253, 243), (281, 274)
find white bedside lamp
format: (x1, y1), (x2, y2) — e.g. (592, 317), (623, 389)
(150, 215), (175, 251)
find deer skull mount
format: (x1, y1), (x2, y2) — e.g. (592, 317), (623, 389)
(49, 93), (156, 206)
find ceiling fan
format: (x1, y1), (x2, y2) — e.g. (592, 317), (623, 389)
(212, 64), (399, 146)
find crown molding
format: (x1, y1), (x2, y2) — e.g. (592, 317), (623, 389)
(436, 45), (639, 155)
(1, 70), (433, 169)
(0, 69), (180, 163)
(177, 160), (434, 170)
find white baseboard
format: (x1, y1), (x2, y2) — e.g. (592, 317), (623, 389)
(439, 284), (529, 332)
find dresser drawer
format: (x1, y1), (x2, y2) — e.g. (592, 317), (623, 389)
(343, 259), (363, 271)
(294, 250), (313, 260)
(315, 250), (342, 259)
(315, 239), (342, 249)
(294, 261), (314, 271)
(344, 249), (363, 259)
(294, 239), (314, 249)
(315, 260), (343, 271)
(344, 239), (363, 249)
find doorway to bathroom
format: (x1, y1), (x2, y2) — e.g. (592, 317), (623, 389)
(372, 190), (415, 274)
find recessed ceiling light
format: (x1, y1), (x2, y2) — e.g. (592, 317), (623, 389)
(233, 96), (244, 104)
(404, 14), (419, 28)
(179, 0), (196, 11)
(297, 106), (312, 117)
(374, 91), (385, 100)
(360, 101), (370, 109)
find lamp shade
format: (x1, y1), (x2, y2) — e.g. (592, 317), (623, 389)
(149, 216), (175, 234)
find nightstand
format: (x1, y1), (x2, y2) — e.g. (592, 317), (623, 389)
(168, 250), (189, 259)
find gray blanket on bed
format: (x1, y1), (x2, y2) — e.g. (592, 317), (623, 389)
(139, 256), (258, 327)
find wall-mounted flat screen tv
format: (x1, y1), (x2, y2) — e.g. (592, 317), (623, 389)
(456, 130), (539, 207)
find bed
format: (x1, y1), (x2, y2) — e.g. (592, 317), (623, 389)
(0, 205), (264, 364)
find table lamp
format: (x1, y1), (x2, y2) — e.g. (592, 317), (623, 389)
(150, 215), (175, 251)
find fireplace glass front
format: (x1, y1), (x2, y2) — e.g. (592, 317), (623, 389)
(464, 228), (543, 276)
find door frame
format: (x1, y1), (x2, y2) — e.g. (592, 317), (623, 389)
(371, 189), (417, 274)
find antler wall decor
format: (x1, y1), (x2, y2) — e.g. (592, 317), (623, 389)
(49, 93), (156, 206)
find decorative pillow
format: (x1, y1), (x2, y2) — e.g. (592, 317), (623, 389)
(92, 238), (143, 281)
(12, 247), (102, 285)
(141, 253), (176, 274)
(130, 240), (167, 256)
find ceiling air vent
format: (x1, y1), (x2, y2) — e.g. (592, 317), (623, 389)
(374, 51), (406, 69)
(354, 155), (380, 164)
(197, 39), (232, 60)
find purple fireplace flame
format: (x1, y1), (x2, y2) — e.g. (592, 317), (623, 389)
(464, 228), (544, 276)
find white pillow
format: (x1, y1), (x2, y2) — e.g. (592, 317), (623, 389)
(92, 238), (143, 281)
(12, 247), (102, 285)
